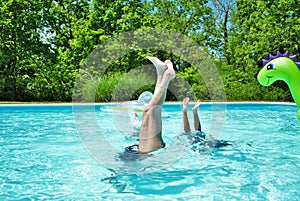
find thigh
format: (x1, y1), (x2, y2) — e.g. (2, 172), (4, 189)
(140, 105), (162, 137)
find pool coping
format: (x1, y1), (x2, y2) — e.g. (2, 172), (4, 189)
(0, 101), (296, 107)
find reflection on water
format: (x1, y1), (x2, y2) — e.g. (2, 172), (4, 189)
(0, 103), (299, 200)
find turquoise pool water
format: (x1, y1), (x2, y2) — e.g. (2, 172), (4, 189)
(1, 103), (300, 200)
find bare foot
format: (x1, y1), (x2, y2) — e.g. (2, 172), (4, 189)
(147, 56), (168, 77)
(192, 100), (201, 113)
(164, 60), (176, 79)
(182, 97), (189, 113)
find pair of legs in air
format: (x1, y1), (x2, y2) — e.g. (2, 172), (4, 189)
(126, 56), (175, 154)
(183, 98), (232, 148)
(182, 97), (202, 134)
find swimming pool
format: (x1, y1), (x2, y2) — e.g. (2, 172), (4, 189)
(1, 103), (299, 200)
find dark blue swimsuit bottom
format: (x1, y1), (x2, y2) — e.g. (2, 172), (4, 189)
(124, 142), (166, 154)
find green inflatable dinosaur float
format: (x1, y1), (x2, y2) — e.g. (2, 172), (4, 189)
(257, 51), (300, 120)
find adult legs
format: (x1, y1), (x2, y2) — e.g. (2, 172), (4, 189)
(138, 58), (175, 153)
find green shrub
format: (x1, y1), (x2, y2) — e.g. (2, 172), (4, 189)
(177, 63), (292, 102)
(76, 71), (155, 102)
(76, 62), (292, 103)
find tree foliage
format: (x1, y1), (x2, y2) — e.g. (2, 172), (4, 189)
(0, 0), (298, 102)
(211, 0), (236, 64)
(229, 0), (300, 71)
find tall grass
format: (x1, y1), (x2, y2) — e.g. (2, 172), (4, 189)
(77, 71), (156, 102)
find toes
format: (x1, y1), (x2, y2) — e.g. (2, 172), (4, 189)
(183, 97), (189, 104)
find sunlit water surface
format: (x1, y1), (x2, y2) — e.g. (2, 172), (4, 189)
(1, 103), (299, 200)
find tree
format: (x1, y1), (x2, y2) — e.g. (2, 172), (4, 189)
(229, 0), (300, 72)
(86, 0), (153, 73)
(0, 0), (54, 101)
(211, 0), (236, 64)
(145, 0), (216, 70)
(33, 0), (91, 101)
